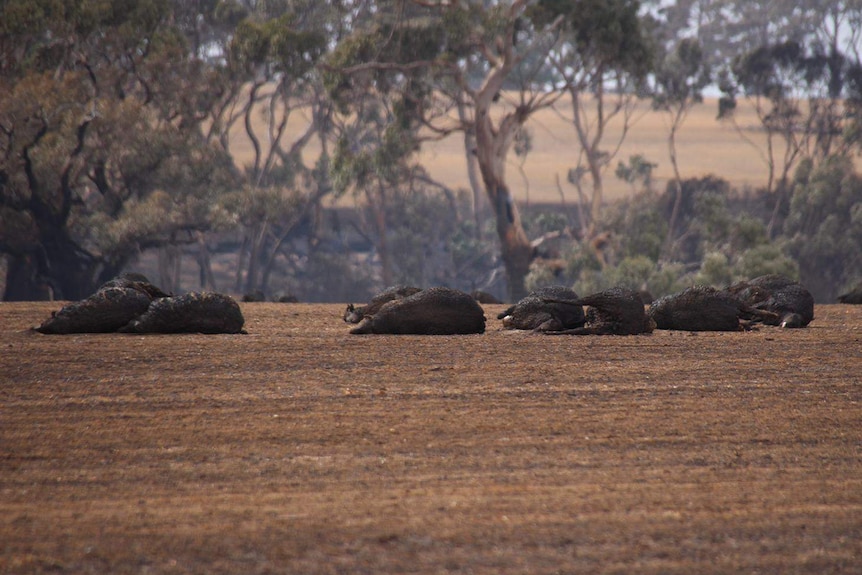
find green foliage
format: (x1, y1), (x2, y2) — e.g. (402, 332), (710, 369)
(229, 14), (325, 77)
(0, 0), (240, 299)
(524, 264), (564, 293)
(331, 119), (419, 198)
(734, 244), (799, 282)
(322, 33), (379, 102)
(729, 215), (769, 252)
(323, 12), (452, 109)
(720, 37), (862, 161)
(222, 185), (302, 229)
(602, 192), (667, 262)
(522, 210), (569, 238)
(568, 173), (808, 297)
(646, 263), (689, 298)
(569, 268), (606, 296)
(564, 243), (603, 283)
(607, 256), (657, 291)
(615, 154), (658, 193)
(730, 41), (804, 100)
(653, 38), (711, 110)
(659, 175), (734, 263)
(693, 252), (732, 287)
(784, 155), (862, 301)
(567, 255), (686, 299)
(530, 0), (653, 77)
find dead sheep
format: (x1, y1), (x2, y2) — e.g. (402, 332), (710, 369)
(838, 282), (862, 304)
(543, 287), (654, 335)
(497, 286), (585, 332)
(344, 285), (423, 324)
(349, 287), (486, 335)
(119, 292), (245, 334)
(648, 285), (779, 331)
(725, 274), (814, 328)
(35, 274), (244, 335)
(35, 286), (155, 334)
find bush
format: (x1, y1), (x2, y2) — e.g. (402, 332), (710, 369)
(606, 256), (656, 291)
(693, 252), (732, 287)
(602, 193), (666, 262)
(569, 256), (688, 299)
(647, 263), (689, 298)
(729, 215), (769, 252)
(783, 156), (862, 301)
(733, 244), (799, 282)
(385, 185), (501, 294)
(660, 175), (733, 263)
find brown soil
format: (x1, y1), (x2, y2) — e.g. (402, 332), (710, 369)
(2, 302), (861, 574)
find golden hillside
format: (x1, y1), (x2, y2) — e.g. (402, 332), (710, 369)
(230, 94), (789, 205)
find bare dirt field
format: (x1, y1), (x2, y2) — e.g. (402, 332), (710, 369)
(1, 301), (861, 574)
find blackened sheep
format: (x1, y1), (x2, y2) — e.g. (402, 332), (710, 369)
(838, 282), (862, 304)
(119, 292), (245, 334)
(649, 285), (779, 331)
(35, 274), (244, 335)
(725, 274), (814, 328)
(344, 285), (422, 324)
(349, 287), (486, 335)
(544, 287), (654, 335)
(497, 286), (585, 332)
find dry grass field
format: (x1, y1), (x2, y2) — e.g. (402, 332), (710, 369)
(2, 301), (861, 574)
(231, 94), (792, 206)
(422, 96), (776, 204)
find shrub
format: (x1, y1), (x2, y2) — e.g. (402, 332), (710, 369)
(733, 244), (799, 282)
(783, 156), (862, 301)
(693, 252), (732, 287)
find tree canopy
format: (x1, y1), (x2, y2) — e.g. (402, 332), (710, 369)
(2, 0), (861, 302)
(0, 0), (238, 299)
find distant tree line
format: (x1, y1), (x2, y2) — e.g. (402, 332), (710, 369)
(1, 0), (861, 303)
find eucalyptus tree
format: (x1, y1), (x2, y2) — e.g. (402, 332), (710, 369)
(785, 155), (862, 302)
(200, 1), (332, 296)
(653, 0), (837, 71)
(532, 0), (655, 233)
(0, 0), (238, 300)
(324, 0), (586, 300)
(651, 38), (711, 260)
(718, 36), (862, 236)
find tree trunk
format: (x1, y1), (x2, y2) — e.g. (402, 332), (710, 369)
(2, 220), (132, 301)
(234, 234), (250, 294)
(2, 255), (49, 301)
(465, 2), (537, 301)
(243, 222), (268, 295)
(197, 233), (217, 291)
(473, 118), (533, 301)
(588, 159), (604, 234)
(457, 97), (486, 238)
(493, 183), (533, 301)
(158, 245), (182, 294)
(34, 226), (99, 300)
(369, 184), (393, 287)
(663, 123), (683, 261)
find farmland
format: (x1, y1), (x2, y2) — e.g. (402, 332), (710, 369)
(2, 301), (860, 574)
(231, 94), (792, 207)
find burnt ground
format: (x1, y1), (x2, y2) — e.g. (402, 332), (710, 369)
(1, 301), (861, 574)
